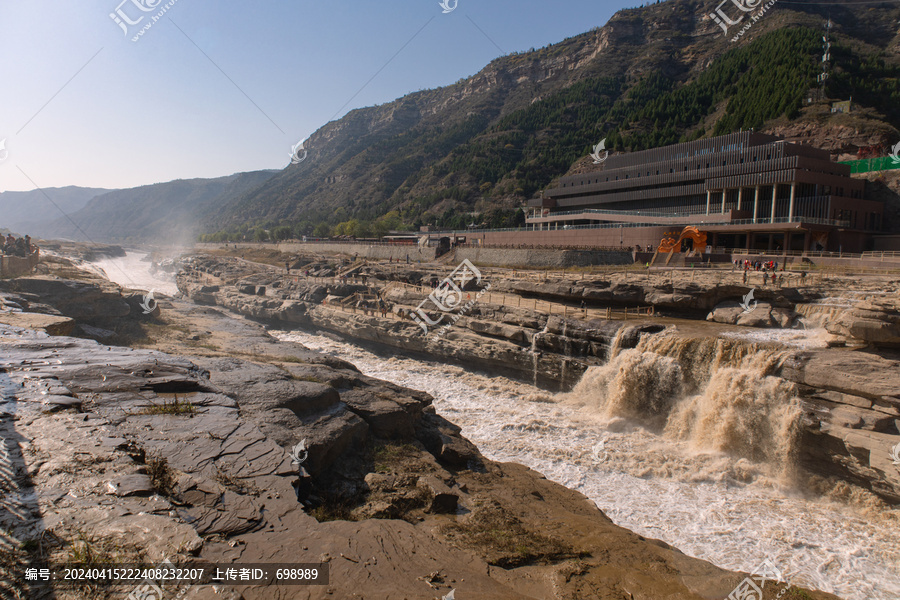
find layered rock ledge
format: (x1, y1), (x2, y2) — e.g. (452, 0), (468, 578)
(174, 254), (900, 505)
(0, 272), (844, 600)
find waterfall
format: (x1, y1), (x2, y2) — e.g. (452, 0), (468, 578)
(608, 325), (630, 360)
(530, 322), (550, 387)
(567, 332), (801, 476)
(794, 301), (851, 329)
(271, 327), (900, 600)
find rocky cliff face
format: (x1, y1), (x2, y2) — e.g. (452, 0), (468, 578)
(204, 0), (900, 233)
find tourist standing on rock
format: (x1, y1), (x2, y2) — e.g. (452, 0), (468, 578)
(742, 270), (747, 284)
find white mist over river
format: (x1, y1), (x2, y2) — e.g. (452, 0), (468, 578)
(91, 251), (179, 296)
(91, 252), (899, 598)
(272, 328), (900, 600)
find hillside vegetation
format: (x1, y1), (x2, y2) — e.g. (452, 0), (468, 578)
(200, 0), (900, 241)
(25, 0), (898, 243)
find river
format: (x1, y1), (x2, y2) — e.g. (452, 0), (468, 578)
(270, 328), (900, 600)
(91, 251), (180, 296)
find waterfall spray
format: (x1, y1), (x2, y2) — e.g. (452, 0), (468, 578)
(567, 332), (802, 478)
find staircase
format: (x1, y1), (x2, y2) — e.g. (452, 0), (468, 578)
(665, 252), (687, 267)
(338, 260), (366, 277)
(435, 248), (458, 264)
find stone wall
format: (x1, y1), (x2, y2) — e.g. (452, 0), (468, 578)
(197, 242), (632, 268)
(475, 226), (669, 249)
(456, 247), (633, 268)
(0, 250), (39, 277)
(275, 242), (433, 262)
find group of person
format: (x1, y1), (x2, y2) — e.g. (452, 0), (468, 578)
(2, 233), (34, 257)
(357, 298), (389, 318)
(734, 259), (780, 272)
(734, 258), (786, 286)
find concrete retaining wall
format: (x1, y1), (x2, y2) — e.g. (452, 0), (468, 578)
(456, 247), (633, 268)
(475, 226), (668, 250)
(275, 242), (434, 262)
(198, 242), (633, 268)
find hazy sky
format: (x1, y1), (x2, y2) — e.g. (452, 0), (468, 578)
(0, 0), (638, 194)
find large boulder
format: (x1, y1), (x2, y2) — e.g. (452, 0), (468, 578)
(826, 299), (900, 347)
(706, 300), (798, 328)
(0, 276), (131, 320)
(0, 311), (75, 336)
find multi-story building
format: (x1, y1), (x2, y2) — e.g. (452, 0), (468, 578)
(523, 132), (883, 253)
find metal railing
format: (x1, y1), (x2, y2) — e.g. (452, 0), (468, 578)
(861, 251), (900, 259)
(529, 207), (711, 219)
(727, 249), (900, 261)
(722, 217), (850, 227)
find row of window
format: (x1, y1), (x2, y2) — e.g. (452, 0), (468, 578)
(564, 153), (786, 187)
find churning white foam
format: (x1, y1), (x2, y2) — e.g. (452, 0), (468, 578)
(91, 252), (179, 296)
(271, 327), (900, 600)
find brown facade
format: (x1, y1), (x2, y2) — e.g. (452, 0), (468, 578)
(523, 133), (882, 253)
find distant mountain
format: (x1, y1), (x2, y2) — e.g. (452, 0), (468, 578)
(41, 171), (276, 244)
(203, 0), (900, 237)
(0, 186), (114, 235)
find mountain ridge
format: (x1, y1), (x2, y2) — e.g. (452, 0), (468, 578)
(9, 0), (900, 243)
(201, 0), (900, 238)
(0, 186), (115, 236)
(39, 171), (277, 244)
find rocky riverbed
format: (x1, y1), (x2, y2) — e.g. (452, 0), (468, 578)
(0, 255), (848, 599)
(174, 251), (900, 508)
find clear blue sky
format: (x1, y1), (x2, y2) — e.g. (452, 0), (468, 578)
(0, 0), (639, 193)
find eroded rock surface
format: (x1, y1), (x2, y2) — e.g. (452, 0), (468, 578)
(1, 311), (819, 599)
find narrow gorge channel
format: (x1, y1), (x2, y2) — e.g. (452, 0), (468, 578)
(270, 327), (900, 600)
(95, 251), (900, 599)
